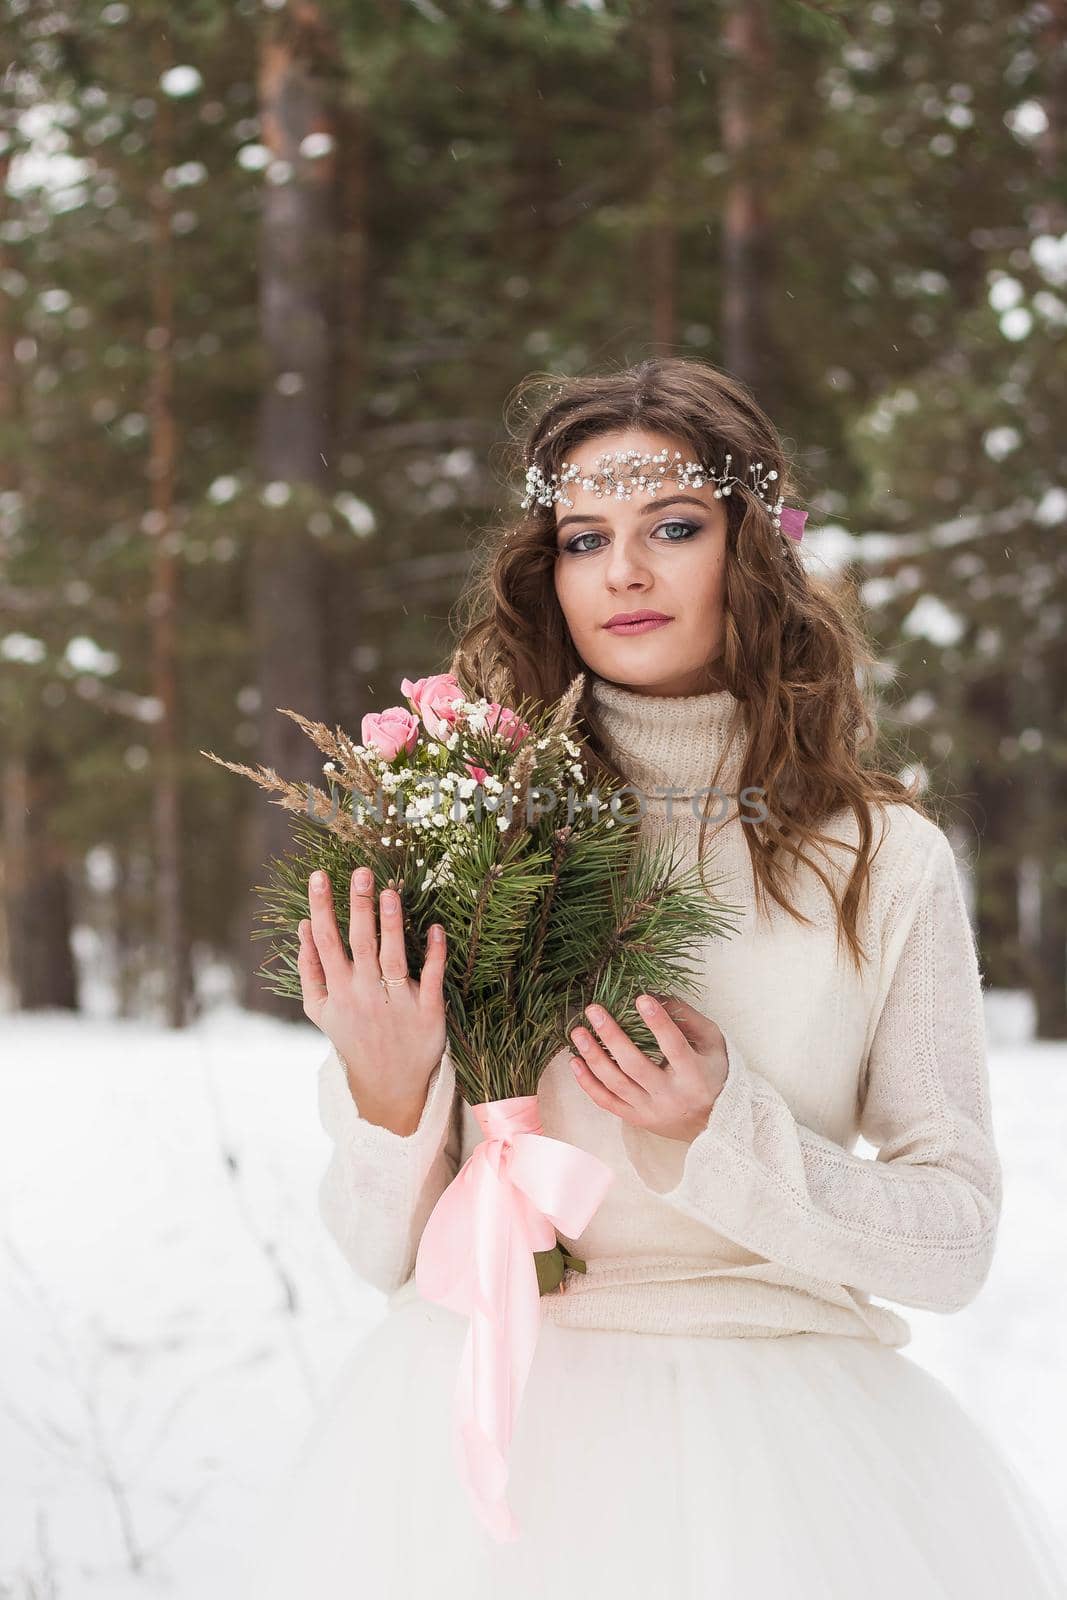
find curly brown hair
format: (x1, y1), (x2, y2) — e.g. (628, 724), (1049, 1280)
(449, 355), (926, 973)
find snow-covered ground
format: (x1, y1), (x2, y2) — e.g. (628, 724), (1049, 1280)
(1, 993), (1064, 1596)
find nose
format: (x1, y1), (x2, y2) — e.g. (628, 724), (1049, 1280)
(602, 540), (654, 590)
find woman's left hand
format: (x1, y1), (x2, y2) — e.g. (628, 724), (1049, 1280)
(568, 992), (730, 1143)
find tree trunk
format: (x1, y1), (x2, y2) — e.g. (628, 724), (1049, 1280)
(5, 743), (78, 1010)
(1031, 865), (1067, 1039)
(646, 0), (677, 350)
(960, 676), (1026, 992)
(148, 34), (191, 1028)
(1022, 1), (1067, 1037)
(243, 4), (341, 1014)
(0, 141), (76, 1010)
(719, 0), (777, 397)
(1019, 661), (1067, 1039)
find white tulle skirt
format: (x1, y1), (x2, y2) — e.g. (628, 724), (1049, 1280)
(237, 1293), (1067, 1599)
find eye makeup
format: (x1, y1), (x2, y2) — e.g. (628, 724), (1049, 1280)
(558, 518), (701, 556)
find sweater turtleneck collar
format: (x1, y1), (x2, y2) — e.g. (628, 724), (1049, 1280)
(587, 673), (747, 806)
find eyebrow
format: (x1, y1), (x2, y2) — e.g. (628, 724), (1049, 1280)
(555, 494), (711, 533)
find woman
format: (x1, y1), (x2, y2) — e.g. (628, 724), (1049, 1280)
(240, 358), (1067, 1596)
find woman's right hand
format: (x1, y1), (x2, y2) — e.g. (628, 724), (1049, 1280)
(297, 866), (448, 1132)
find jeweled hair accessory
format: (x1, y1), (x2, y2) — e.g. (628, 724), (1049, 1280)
(520, 447), (808, 542)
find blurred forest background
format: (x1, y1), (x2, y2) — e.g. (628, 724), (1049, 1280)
(2, 0), (1065, 1037)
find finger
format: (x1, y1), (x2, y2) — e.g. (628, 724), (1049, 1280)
(418, 923), (447, 1012)
(347, 866), (383, 989)
(570, 1024), (647, 1108)
(297, 919), (329, 1017)
(307, 871), (351, 993)
(377, 884), (411, 986)
(631, 993), (700, 1068)
(582, 1004), (661, 1094)
(569, 1052), (637, 1120)
(648, 993), (718, 1053)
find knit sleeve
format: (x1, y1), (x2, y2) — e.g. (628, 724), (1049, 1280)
(619, 826), (1003, 1314)
(316, 1041), (463, 1295)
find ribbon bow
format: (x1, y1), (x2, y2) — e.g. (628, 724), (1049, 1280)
(780, 505), (808, 542)
(414, 1093), (615, 1541)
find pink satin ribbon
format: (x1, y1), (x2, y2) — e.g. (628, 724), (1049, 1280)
(780, 505), (808, 542)
(414, 1093), (615, 1542)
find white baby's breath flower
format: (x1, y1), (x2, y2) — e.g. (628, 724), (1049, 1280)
(496, 816), (510, 831)
(381, 835), (391, 845)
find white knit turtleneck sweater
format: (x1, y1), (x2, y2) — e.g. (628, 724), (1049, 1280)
(315, 675), (1002, 1347)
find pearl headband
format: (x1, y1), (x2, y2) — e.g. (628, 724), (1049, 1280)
(520, 447), (808, 542)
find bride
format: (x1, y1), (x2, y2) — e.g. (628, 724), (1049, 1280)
(239, 356), (1067, 1598)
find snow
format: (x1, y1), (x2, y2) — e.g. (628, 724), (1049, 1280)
(1, 999), (1065, 1594)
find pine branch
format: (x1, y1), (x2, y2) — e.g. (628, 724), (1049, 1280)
(523, 823), (573, 987)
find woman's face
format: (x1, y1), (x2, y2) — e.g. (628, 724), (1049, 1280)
(551, 428), (728, 697)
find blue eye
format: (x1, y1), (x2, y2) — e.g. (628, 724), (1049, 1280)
(560, 519), (699, 555)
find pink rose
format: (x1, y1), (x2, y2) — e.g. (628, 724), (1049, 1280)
(361, 706), (420, 762)
(485, 703), (530, 751)
(464, 762), (489, 785)
(401, 672), (465, 741)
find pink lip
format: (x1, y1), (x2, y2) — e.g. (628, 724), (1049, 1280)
(604, 616), (673, 635)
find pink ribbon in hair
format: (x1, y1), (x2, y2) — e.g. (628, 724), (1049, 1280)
(414, 1092), (615, 1542)
(779, 505), (808, 542)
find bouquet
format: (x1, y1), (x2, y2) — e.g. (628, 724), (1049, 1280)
(203, 668), (741, 1538)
